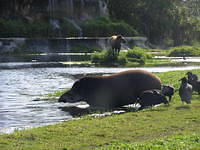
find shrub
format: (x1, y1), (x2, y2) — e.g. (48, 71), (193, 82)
(168, 46), (200, 57)
(91, 50), (127, 65)
(81, 17), (138, 37)
(0, 19), (54, 37)
(126, 48), (152, 64)
(28, 21), (54, 37)
(0, 19), (27, 37)
(61, 20), (81, 37)
(117, 54), (127, 65)
(91, 51), (106, 64)
(91, 47), (152, 66)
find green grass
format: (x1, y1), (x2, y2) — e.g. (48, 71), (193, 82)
(0, 69), (200, 150)
(99, 134), (200, 150)
(168, 46), (200, 57)
(42, 90), (67, 100)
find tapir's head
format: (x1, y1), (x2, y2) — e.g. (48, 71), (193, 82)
(58, 77), (98, 103)
(152, 90), (169, 105)
(117, 35), (126, 43)
(58, 80), (83, 103)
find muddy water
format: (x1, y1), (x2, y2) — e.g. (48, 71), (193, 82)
(1, 65), (200, 134)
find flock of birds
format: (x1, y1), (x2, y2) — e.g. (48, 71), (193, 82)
(179, 71), (200, 104)
(143, 71), (200, 109)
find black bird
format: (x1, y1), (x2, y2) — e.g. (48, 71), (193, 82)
(179, 77), (192, 104)
(161, 85), (174, 102)
(186, 72), (200, 94)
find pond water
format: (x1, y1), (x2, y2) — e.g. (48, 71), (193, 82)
(1, 64), (200, 134)
(155, 56), (200, 63)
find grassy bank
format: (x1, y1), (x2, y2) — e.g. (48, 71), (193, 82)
(0, 69), (200, 150)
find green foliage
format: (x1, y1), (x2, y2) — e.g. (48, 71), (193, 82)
(61, 21), (81, 37)
(81, 17), (138, 37)
(91, 47), (152, 66)
(126, 47), (152, 64)
(100, 134), (200, 150)
(91, 50), (127, 66)
(71, 43), (102, 53)
(27, 21), (54, 37)
(0, 19), (26, 37)
(0, 19), (53, 37)
(108, 0), (175, 43)
(108, 0), (200, 45)
(168, 46), (200, 57)
(171, 6), (200, 46)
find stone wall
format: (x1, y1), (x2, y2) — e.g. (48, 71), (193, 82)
(0, 37), (148, 53)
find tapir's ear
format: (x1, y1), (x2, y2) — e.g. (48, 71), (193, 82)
(72, 80), (81, 90)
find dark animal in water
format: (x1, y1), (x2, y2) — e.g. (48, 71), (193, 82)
(179, 77), (192, 104)
(138, 89), (169, 110)
(58, 70), (161, 109)
(161, 85), (174, 102)
(110, 35), (126, 55)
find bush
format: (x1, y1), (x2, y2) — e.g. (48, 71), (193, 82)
(168, 46), (200, 57)
(117, 54), (127, 65)
(91, 50), (127, 65)
(61, 20), (81, 37)
(0, 19), (27, 37)
(0, 19), (54, 37)
(91, 47), (152, 66)
(28, 21), (53, 37)
(81, 17), (138, 37)
(126, 48), (152, 64)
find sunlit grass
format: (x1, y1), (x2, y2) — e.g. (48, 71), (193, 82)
(99, 134), (200, 150)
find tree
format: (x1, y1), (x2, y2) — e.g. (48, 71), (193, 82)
(108, 0), (200, 46)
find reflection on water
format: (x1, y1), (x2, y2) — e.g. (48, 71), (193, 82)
(1, 65), (200, 134)
(0, 68), (75, 134)
(154, 56), (200, 63)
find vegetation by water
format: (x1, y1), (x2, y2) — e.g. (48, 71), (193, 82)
(81, 17), (138, 37)
(0, 19), (54, 38)
(168, 46), (200, 57)
(91, 46), (200, 67)
(91, 47), (152, 66)
(0, 69), (200, 150)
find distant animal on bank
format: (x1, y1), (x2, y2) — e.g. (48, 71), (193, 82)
(161, 85), (175, 102)
(179, 77), (192, 104)
(110, 35), (126, 55)
(186, 72), (200, 94)
(58, 70), (161, 109)
(138, 89), (169, 110)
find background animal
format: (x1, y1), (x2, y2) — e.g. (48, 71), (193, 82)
(186, 72), (200, 94)
(58, 70), (161, 109)
(138, 89), (169, 110)
(179, 77), (192, 104)
(161, 85), (174, 101)
(110, 35), (126, 55)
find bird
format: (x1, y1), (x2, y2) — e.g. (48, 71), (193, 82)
(179, 77), (192, 104)
(186, 72), (200, 94)
(161, 85), (174, 102)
